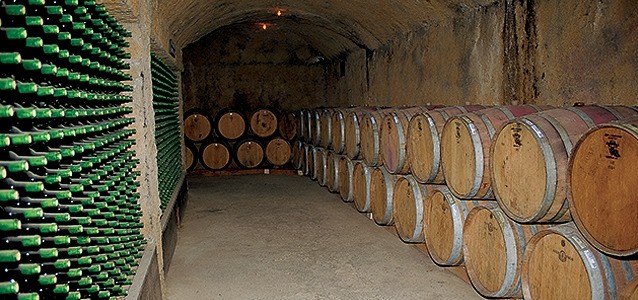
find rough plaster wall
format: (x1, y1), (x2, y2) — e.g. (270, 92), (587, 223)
(324, 48), (368, 108)
(533, 0), (638, 106)
(182, 24), (326, 115)
(325, 3), (504, 107)
(99, 0), (139, 22)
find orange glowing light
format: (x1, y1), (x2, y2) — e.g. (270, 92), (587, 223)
(277, 10), (282, 16)
(262, 24), (267, 30)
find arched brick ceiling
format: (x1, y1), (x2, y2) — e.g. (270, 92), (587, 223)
(158, 1), (490, 57)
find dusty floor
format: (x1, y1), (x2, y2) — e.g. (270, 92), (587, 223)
(165, 174), (482, 300)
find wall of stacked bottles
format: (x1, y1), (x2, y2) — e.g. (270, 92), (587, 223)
(0, 0), (147, 299)
(150, 53), (181, 213)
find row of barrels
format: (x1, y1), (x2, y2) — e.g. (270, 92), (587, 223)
(184, 108), (298, 142)
(185, 137), (292, 171)
(290, 104), (638, 300)
(297, 104), (638, 256)
(184, 108), (296, 170)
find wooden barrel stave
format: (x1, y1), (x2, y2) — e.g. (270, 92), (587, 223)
(338, 156), (357, 202)
(319, 108), (333, 149)
(199, 140), (232, 171)
(200, 140), (232, 170)
(304, 144), (315, 177)
(184, 142), (198, 170)
(423, 186), (490, 266)
(344, 108), (368, 159)
(441, 105), (551, 199)
(298, 110), (307, 142)
(370, 166), (401, 225)
(314, 147), (328, 186)
(492, 105), (638, 223)
(621, 278), (638, 300)
(569, 118), (638, 256)
(234, 139), (264, 169)
(184, 111), (212, 142)
(217, 110), (246, 140)
(278, 111), (298, 141)
(392, 175), (440, 243)
(265, 137), (292, 167)
(462, 204), (549, 298)
(326, 151), (340, 193)
(311, 110), (322, 145)
(381, 107), (426, 174)
(303, 110), (313, 143)
(353, 161), (373, 212)
(522, 224), (638, 300)
(250, 109), (278, 138)
(291, 140), (304, 170)
(408, 105), (486, 183)
(361, 109), (393, 166)
(331, 109), (349, 154)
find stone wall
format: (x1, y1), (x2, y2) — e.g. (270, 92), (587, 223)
(531, 0), (638, 106)
(325, 0), (638, 108)
(325, 3), (504, 107)
(181, 23), (327, 116)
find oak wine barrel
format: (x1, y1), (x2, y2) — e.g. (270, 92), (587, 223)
(250, 108), (278, 138)
(234, 139), (264, 169)
(184, 142), (198, 171)
(408, 105), (486, 183)
(462, 204), (548, 298)
(344, 108), (369, 159)
(319, 108), (333, 149)
(522, 224), (638, 300)
(216, 110), (246, 140)
(392, 175), (440, 243)
(380, 107), (427, 174)
(291, 140), (304, 170)
(492, 105), (638, 223)
(370, 167), (401, 225)
(313, 147), (327, 186)
(309, 146), (319, 180)
(361, 109), (392, 166)
(325, 151), (340, 193)
(265, 137), (291, 167)
(305, 144), (315, 178)
(338, 156), (356, 202)
(301, 110), (311, 142)
(184, 110), (212, 142)
(352, 161), (373, 213)
(568, 117), (638, 256)
(311, 110), (322, 145)
(200, 140), (232, 170)
(441, 105), (551, 199)
(331, 108), (349, 154)
(423, 187), (490, 266)
(278, 111), (298, 141)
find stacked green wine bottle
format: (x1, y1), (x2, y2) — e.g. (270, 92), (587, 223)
(0, 0), (146, 299)
(150, 53), (181, 212)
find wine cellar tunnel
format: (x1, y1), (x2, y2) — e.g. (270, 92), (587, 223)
(1, 0), (638, 299)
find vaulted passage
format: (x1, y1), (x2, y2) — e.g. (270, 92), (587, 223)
(1, 0), (637, 299)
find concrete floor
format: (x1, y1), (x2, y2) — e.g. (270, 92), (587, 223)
(165, 175), (482, 300)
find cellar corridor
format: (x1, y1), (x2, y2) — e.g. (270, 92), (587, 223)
(164, 175), (480, 299)
(1, 0), (637, 299)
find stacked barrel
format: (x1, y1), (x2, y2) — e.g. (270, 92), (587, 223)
(151, 54), (182, 212)
(184, 108), (297, 171)
(293, 104), (638, 299)
(0, 1), (147, 299)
